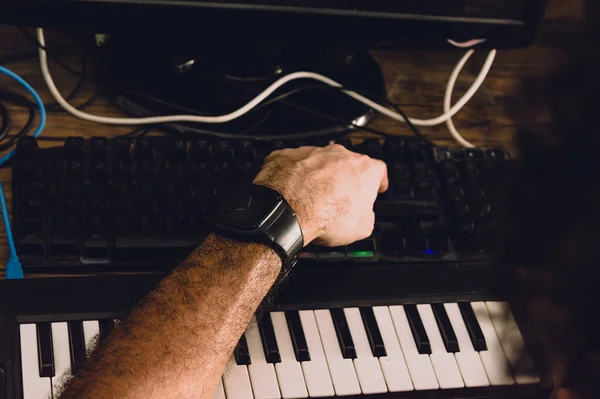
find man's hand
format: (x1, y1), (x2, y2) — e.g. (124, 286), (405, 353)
(254, 144), (388, 246)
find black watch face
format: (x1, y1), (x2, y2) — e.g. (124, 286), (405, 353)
(220, 189), (281, 229)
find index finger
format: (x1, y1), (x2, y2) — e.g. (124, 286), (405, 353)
(368, 159), (389, 194)
(367, 158), (389, 193)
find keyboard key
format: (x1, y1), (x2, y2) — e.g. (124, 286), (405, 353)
(20, 324), (52, 399)
(83, 320), (100, 352)
(67, 321), (87, 374)
(403, 304), (430, 354)
(485, 301), (540, 384)
(431, 303), (459, 353)
(314, 309), (361, 395)
(223, 355), (254, 399)
(330, 308), (356, 359)
(285, 311), (310, 362)
(347, 238), (376, 257)
(36, 322), (55, 378)
(245, 318), (281, 399)
(388, 306), (438, 390)
(213, 379), (226, 399)
(444, 303), (490, 387)
(234, 336), (251, 366)
(371, 307), (413, 392)
(359, 307), (386, 357)
(471, 302), (515, 385)
(270, 312), (308, 398)
(90, 137), (108, 159)
(344, 308), (387, 394)
(458, 302), (487, 351)
(99, 319), (114, 341)
(297, 311), (335, 397)
(417, 304), (464, 389)
(51, 322), (71, 393)
(258, 314), (281, 364)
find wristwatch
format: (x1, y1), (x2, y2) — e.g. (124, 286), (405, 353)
(214, 184), (304, 266)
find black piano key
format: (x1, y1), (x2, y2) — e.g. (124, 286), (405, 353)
(359, 307), (387, 357)
(432, 303), (460, 353)
(458, 302), (488, 351)
(404, 304), (431, 354)
(258, 314), (281, 364)
(68, 321), (87, 374)
(234, 335), (251, 366)
(99, 319), (114, 341)
(36, 322), (55, 378)
(285, 311), (311, 362)
(330, 308), (357, 359)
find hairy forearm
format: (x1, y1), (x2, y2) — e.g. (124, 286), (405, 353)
(58, 234), (281, 399)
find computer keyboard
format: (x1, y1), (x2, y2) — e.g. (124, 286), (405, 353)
(11, 136), (514, 273)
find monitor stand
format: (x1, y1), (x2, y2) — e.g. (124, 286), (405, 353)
(100, 36), (386, 138)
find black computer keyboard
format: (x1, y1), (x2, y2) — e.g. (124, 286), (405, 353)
(11, 136), (514, 273)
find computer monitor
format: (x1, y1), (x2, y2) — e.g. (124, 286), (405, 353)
(4, 0), (547, 48)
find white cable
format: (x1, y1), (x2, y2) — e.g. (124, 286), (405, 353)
(36, 28), (496, 129)
(444, 49), (496, 148)
(447, 38), (487, 48)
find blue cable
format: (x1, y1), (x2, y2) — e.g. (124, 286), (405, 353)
(0, 65), (47, 279)
(0, 66), (47, 166)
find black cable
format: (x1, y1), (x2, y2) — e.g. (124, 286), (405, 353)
(18, 27), (101, 113)
(121, 90), (215, 117)
(0, 89), (37, 151)
(21, 26), (432, 143)
(118, 126), (151, 139)
(386, 102), (434, 147)
(0, 51), (39, 66)
(75, 90), (99, 111)
(16, 27), (96, 83)
(46, 47), (89, 111)
(118, 81), (431, 143)
(0, 108), (35, 152)
(0, 102), (11, 142)
(225, 79), (395, 137)
(248, 83), (434, 146)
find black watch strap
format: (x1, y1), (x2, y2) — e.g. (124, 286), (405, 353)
(214, 184), (304, 266)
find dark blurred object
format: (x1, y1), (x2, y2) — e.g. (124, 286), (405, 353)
(502, 1), (600, 398)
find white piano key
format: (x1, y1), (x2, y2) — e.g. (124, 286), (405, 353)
(388, 306), (439, 391)
(417, 305), (464, 389)
(246, 317), (281, 399)
(471, 302), (515, 386)
(444, 303), (490, 387)
(270, 312), (308, 398)
(314, 309), (361, 396)
(223, 356), (254, 399)
(298, 311), (335, 397)
(82, 320), (100, 353)
(343, 308), (388, 394)
(19, 324), (52, 399)
(485, 301), (540, 384)
(214, 379), (226, 399)
(372, 307), (413, 392)
(51, 322), (72, 391)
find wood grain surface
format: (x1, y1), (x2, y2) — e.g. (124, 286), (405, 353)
(0, 0), (584, 273)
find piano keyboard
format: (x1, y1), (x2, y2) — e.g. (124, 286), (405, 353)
(17, 301), (539, 399)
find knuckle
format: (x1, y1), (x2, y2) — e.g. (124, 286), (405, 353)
(264, 149), (282, 161)
(328, 143), (346, 152)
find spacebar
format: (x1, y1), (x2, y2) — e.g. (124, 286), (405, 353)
(374, 200), (439, 216)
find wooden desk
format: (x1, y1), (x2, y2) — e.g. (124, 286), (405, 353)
(0, 0), (584, 271)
